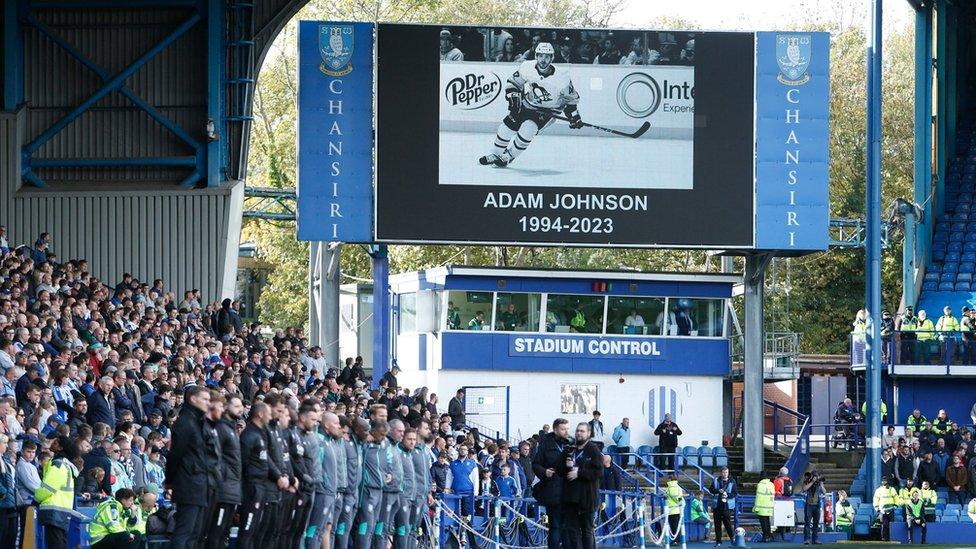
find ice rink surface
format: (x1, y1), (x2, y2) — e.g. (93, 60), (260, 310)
(438, 130), (694, 189)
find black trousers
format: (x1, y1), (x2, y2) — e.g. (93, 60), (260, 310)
(617, 447), (630, 469)
(92, 531), (143, 549)
(879, 510), (893, 542)
(712, 506), (733, 543)
(667, 513), (682, 540)
(275, 491), (298, 549)
(803, 504), (821, 544)
(260, 500), (282, 548)
(563, 505), (595, 549)
(237, 497), (272, 549)
(658, 448), (676, 470)
(758, 516), (771, 541)
(44, 524), (67, 549)
(0, 508), (19, 549)
(546, 505), (566, 549)
(171, 503), (208, 549)
(204, 502), (237, 549)
(907, 518), (927, 544)
(285, 491), (314, 549)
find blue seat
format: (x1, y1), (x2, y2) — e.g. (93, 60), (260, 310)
(698, 446), (713, 468)
(934, 231), (949, 242)
(929, 263), (943, 272)
(958, 203), (972, 212)
(681, 445), (699, 467)
(944, 504), (961, 514)
(636, 444), (653, 462)
(847, 496), (862, 507)
(965, 242), (976, 252)
(923, 281), (939, 291)
(939, 282), (955, 291)
(947, 251), (962, 262)
(962, 252), (976, 262)
(937, 221), (951, 231)
(942, 272), (956, 282)
(952, 232), (967, 242)
(957, 282), (971, 291)
(952, 221), (969, 231)
(942, 514), (960, 523)
(713, 447), (729, 468)
(932, 250), (946, 261)
(958, 272), (973, 282)
(948, 241), (964, 252)
(961, 263), (975, 274)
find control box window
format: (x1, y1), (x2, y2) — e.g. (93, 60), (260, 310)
(546, 294), (606, 334)
(495, 293), (543, 331)
(606, 297), (666, 335)
(660, 298), (725, 337)
(445, 290), (493, 331)
(399, 292), (417, 334)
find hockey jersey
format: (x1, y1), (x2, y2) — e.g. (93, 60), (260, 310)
(507, 60), (579, 113)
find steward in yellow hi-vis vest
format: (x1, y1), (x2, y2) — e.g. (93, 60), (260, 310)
(35, 437), (81, 549)
(89, 488), (143, 548)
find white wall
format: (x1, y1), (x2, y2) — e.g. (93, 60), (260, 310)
(405, 369), (723, 448)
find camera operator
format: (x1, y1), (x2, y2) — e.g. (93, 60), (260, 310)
(653, 414), (682, 470)
(800, 471), (826, 545)
(532, 418), (571, 549)
(564, 422), (604, 549)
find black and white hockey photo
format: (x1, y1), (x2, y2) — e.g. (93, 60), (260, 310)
(438, 26), (697, 189)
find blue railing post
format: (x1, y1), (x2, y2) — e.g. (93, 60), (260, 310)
(773, 404), (780, 452)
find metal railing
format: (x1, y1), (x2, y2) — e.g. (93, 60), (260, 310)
(730, 397), (810, 484)
(849, 330), (976, 371)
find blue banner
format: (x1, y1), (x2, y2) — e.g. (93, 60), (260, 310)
(754, 32), (830, 251)
(509, 334), (666, 360)
(297, 21), (374, 242)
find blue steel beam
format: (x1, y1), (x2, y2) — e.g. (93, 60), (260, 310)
(32, 156), (196, 167)
(3, 0), (25, 111)
(23, 13), (203, 153)
(913, 3), (933, 299)
(206, 0), (224, 187)
(29, 0), (197, 7)
(23, 12), (201, 156)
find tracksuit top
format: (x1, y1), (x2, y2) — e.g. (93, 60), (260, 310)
(345, 438), (362, 494)
(385, 437), (403, 493)
(398, 445), (416, 496)
(412, 443), (433, 501)
(495, 476), (518, 498)
(361, 439), (391, 490)
(449, 458), (479, 494)
(321, 434), (339, 496)
(334, 436), (349, 492)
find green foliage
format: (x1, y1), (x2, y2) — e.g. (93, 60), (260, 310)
(246, 1), (918, 356)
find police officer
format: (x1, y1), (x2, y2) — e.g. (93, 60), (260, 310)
(205, 393), (241, 549)
(394, 428), (417, 549)
(238, 402), (288, 549)
(355, 420), (392, 549)
(287, 405), (317, 549)
(335, 416), (367, 549)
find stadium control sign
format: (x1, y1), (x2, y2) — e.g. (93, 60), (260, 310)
(296, 21), (373, 242)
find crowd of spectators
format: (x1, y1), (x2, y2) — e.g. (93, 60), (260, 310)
(0, 226), (626, 549)
(439, 27), (695, 66)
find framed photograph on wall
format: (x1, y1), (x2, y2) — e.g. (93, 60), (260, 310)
(560, 383), (599, 414)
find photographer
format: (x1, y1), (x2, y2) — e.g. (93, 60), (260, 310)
(564, 422), (604, 549)
(653, 414), (682, 470)
(532, 418), (571, 549)
(708, 467), (737, 547)
(800, 471), (826, 545)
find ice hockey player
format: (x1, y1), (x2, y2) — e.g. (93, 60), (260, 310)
(479, 42), (582, 167)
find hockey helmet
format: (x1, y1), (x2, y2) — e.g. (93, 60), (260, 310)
(535, 42), (555, 56)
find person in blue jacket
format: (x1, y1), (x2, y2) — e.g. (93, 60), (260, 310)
(611, 418), (631, 469)
(709, 466), (737, 547)
(493, 464), (519, 498)
(447, 443), (480, 518)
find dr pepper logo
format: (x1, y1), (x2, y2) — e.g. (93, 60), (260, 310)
(445, 72), (502, 110)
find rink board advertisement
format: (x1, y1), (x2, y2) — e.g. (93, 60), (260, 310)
(296, 21), (374, 243)
(377, 24), (755, 248)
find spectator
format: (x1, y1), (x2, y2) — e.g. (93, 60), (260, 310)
(439, 29), (464, 61)
(945, 454), (968, 505)
(448, 389), (465, 431)
(448, 443), (479, 518)
(563, 422), (603, 549)
(917, 452), (940, 488)
(588, 410), (605, 449)
(0, 434), (16, 549)
(895, 445), (917, 487)
(488, 28), (513, 61)
(611, 417), (631, 469)
(87, 376), (116, 428)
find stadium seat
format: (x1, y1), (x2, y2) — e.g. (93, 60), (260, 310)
(636, 444), (653, 462)
(958, 203), (972, 212)
(681, 446), (699, 467)
(698, 446), (713, 468)
(923, 281), (939, 291)
(929, 263), (943, 272)
(937, 221), (951, 231)
(942, 514), (960, 523)
(713, 447), (729, 468)
(925, 272), (940, 282)
(952, 232), (968, 243)
(956, 282), (970, 291)
(939, 282), (955, 291)
(961, 264), (975, 274)
(948, 241), (964, 251)
(964, 242), (976, 252)
(932, 250), (946, 262)
(944, 504), (961, 514)
(958, 272), (973, 282)
(942, 272), (956, 282)
(953, 221), (969, 231)
(947, 251), (962, 262)
(962, 252), (976, 262)
(847, 496), (861, 507)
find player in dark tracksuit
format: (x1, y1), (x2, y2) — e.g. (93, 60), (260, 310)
(205, 403), (243, 549)
(355, 421), (391, 549)
(287, 408), (317, 549)
(238, 403), (287, 549)
(394, 430), (417, 549)
(335, 417), (365, 549)
(376, 421), (404, 549)
(410, 425), (434, 549)
(332, 417), (350, 548)
(265, 400), (296, 548)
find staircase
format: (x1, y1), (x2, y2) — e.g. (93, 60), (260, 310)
(725, 446), (788, 491)
(805, 451), (864, 493)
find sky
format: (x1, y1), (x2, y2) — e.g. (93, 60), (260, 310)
(613, 0), (914, 33)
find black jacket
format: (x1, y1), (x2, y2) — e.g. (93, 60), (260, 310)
(241, 423), (279, 504)
(166, 405), (211, 506)
(563, 441), (604, 512)
(531, 432), (570, 507)
(917, 459), (940, 486)
(654, 421), (682, 451)
(215, 417), (242, 504)
(266, 422), (291, 502)
(448, 397), (465, 429)
(86, 390), (116, 428)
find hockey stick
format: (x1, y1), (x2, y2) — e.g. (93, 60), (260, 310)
(551, 114), (651, 138)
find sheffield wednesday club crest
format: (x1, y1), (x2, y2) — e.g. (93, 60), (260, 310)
(775, 34), (811, 85)
(320, 25), (354, 77)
